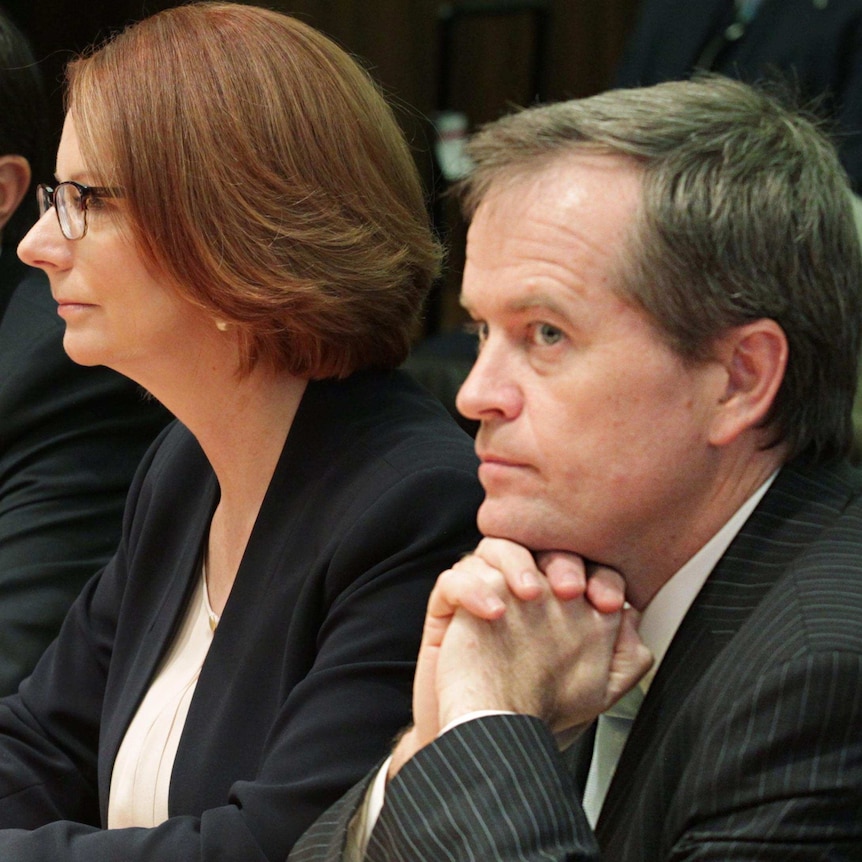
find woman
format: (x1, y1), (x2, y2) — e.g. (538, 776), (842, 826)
(4, 4), (481, 860)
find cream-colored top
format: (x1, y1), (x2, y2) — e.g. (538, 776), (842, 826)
(108, 568), (219, 828)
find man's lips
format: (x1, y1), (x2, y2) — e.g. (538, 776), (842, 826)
(479, 454), (522, 466)
(476, 445), (529, 466)
(476, 452), (532, 480)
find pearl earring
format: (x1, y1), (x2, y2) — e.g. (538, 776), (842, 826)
(215, 320), (229, 332)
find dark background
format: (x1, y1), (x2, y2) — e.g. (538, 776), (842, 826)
(3, 0), (639, 335)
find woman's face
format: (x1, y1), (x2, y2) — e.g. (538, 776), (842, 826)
(18, 113), (218, 385)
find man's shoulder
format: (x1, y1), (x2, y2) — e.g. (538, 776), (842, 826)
(767, 459), (862, 575)
(737, 459), (862, 648)
(771, 458), (862, 516)
(676, 459), (862, 683)
(772, 467), (862, 648)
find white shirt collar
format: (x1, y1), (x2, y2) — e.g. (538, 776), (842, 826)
(637, 470), (778, 690)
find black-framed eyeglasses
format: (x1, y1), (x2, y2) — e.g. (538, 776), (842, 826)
(36, 181), (123, 241)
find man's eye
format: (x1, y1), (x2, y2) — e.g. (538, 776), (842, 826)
(465, 321), (489, 350)
(533, 323), (563, 346)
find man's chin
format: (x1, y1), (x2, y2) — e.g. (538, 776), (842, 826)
(477, 499), (554, 549)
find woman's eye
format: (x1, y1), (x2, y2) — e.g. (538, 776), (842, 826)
(533, 323), (563, 346)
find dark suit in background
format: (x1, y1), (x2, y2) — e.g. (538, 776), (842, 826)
(292, 459), (862, 861)
(616, 0), (862, 192)
(0, 251), (170, 694)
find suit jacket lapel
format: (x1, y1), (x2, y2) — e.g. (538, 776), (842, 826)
(596, 460), (858, 846)
(98, 461), (217, 819)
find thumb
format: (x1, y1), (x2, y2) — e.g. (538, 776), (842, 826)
(606, 607), (653, 707)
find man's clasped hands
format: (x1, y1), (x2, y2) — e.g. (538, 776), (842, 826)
(389, 538), (655, 778)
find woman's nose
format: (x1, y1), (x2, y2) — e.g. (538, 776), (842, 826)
(18, 207), (71, 272)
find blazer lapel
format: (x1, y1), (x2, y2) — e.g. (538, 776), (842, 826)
(596, 460), (859, 847)
(98, 460), (218, 821)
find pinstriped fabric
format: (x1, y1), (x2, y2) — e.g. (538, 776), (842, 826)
(366, 715), (598, 861)
(593, 464), (853, 854)
(290, 460), (862, 861)
(597, 461), (862, 860)
(605, 651), (862, 861)
(289, 773), (374, 862)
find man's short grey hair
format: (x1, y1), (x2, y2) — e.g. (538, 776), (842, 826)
(460, 75), (862, 464)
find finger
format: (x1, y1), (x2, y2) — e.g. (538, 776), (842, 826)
(411, 624), (443, 746)
(472, 537), (545, 600)
(605, 607), (653, 706)
(536, 551), (587, 600)
(427, 565), (507, 623)
(584, 564), (627, 614)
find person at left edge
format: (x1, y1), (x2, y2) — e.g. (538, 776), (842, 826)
(0, 4), (482, 860)
(0, 6), (171, 695)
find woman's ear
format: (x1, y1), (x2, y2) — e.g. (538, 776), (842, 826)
(708, 318), (788, 447)
(0, 154), (31, 234)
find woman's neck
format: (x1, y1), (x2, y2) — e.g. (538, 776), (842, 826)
(191, 367), (309, 616)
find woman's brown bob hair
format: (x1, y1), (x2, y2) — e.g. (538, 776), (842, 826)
(67, 2), (442, 378)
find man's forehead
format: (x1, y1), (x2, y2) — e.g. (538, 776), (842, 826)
(461, 154), (642, 305)
(468, 154), (642, 252)
(478, 150), (643, 209)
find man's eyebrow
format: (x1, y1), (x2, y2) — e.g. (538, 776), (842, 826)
(509, 296), (570, 314)
(460, 295), (574, 317)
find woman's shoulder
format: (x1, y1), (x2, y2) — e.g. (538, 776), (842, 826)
(123, 419), (213, 516)
(296, 370), (478, 473)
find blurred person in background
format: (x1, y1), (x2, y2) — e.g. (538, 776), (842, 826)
(0, 4), (170, 695)
(616, 0), (862, 192)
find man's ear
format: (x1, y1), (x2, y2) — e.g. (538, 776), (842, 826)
(708, 318), (788, 447)
(0, 154), (31, 233)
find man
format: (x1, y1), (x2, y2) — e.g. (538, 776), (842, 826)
(291, 75), (862, 860)
(0, 8), (170, 693)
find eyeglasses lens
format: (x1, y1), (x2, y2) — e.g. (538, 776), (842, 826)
(36, 185), (52, 219)
(56, 184), (85, 240)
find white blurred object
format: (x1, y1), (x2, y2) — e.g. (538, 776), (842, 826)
(434, 111), (473, 181)
(850, 192), (862, 247)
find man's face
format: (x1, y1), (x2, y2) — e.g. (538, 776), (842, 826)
(456, 154), (728, 599)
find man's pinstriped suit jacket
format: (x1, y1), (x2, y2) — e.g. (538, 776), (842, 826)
(291, 458), (862, 860)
